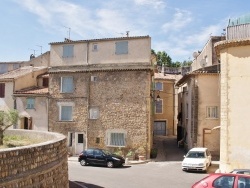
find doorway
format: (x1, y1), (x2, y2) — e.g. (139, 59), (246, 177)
(75, 133), (84, 155)
(154, 121), (167, 136)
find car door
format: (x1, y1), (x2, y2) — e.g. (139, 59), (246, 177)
(94, 149), (106, 165)
(85, 149), (95, 164)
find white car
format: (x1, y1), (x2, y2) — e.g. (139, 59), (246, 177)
(182, 147), (212, 172)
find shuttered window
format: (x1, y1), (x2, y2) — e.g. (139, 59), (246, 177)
(155, 99), (163, 113)
(61, 77), (74, 93)
(63, 45), (74, 58)
(115, 41), (128, 54)
(60, 106), (73, 121)
(106, 131), (126, 147)
(26, 98), (35, 109)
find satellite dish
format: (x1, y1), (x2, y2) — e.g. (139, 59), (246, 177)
(193, 52), (199, 58)
(200, 59), (207, 68)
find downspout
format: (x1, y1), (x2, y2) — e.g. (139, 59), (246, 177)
(86, 41), (90, 149)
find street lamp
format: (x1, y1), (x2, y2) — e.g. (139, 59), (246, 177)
(150, 90), (160, 101)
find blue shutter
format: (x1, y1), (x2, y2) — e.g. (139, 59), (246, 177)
(62, 77), (73, 93)
(63, 45), (74, 58)
(27, 98), (35, 109)
(115, 41), (128, 54)
(61, 106), (72, 121)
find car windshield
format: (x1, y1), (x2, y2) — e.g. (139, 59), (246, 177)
(186, 151), (205, 158)
(102, 150), (112, 155)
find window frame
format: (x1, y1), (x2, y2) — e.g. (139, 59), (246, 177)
(89, 107), (100, 119)
(92, 43), (98, 51)
(106, 130), (127, 147)
(206, 106), (219, 119)
(115, 41), (128, 55)
(61, 76), (74, 93)
(155, 82), (163, 91)
(155, 99), (163, 114)
(62, 45), (74, 58)
(26, 98), (35, 109)
(59, 105), (73, 121)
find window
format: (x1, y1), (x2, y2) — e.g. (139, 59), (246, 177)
(61, 77), (74, 93)
(107, 130), (126, 147)
(43, 78), (49, 87)
(92, 43), (98, 51)
(207, 106), (218, 118)
(155, 99), (163, 113)
(213, 176), (234, 188)
(91, 76), (98, 82)
(26, 98), (35, 109)
(115, 41), (128, 55)
(0, 64), (8, 74)
(68, 132), (73, 147)
(60, 105), (73, 121)
(155, 82), (163, 91)
(89, 107), (99, 119)
(0, 83), (5, 98)
(63, 45), (74, 58)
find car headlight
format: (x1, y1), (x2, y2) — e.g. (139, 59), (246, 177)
(112, 157), (120, 161)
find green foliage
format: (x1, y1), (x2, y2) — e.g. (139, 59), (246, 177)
(0, 110), (19, 145)
(152, 49), (193, 68)
(150, 148), (158, 158)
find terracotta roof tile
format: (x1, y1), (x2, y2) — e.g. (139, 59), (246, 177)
(14, 87), (48, 95)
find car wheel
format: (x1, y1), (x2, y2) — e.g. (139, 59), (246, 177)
(107, 161), (114, 168)
(80, 159), (87, 166)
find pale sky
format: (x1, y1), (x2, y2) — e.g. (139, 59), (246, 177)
(0, 0), (250, 62)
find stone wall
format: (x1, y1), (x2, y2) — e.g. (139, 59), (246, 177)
(0, 129), (68, 187)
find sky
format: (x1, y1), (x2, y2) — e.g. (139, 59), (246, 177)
(0, 0), (250, 62)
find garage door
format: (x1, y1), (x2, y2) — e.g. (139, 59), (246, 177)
(154, 121), (166, 136)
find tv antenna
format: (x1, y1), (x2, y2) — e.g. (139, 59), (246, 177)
(63, 26), (71, 39)
(36, 45), (43, 55)
(28, 48), (37, 56)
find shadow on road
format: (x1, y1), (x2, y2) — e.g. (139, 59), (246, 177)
(69, 180), (105, 188)
(152, 136), (186, 162)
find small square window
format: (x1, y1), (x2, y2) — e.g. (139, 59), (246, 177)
(27, 98), (35, 109)
(115, 41), (128, 55)
(206, 106), (218, 118)
(155, 82), (163, 91)
(60, 106), (73, 121)
(0, 83), (5, 98)
(63, 45), (74, 58)
(92, 43), (98, 51)
(91, 76), (98, 82)
(89, 107), (99, 119)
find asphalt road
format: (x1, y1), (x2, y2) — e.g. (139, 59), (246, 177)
(68, 136), (220, 188)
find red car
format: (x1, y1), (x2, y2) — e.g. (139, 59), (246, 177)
(192, 173), (250, 188)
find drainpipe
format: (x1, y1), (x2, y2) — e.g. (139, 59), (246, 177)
(86, 41), (90, 149)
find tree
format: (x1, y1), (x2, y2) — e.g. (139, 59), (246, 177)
(0, 110), (19, 145)
(156, 51), (172, 66)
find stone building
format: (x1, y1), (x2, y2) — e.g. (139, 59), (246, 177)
(48, 36), (154, 158)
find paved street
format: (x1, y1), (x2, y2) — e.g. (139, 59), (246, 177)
(68, 136), (220, 188)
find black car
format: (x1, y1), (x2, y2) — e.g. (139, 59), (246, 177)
(78, 148), (125, 168)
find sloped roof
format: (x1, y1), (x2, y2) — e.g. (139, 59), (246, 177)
(13, 86), (48, 96)
(175, 65), (220, 87)
(154, 73), (182, 81)
(0, 66), (47, 81)
(50, 35), (150, 45)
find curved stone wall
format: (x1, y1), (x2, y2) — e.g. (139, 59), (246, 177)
(0, 129), (68, 187)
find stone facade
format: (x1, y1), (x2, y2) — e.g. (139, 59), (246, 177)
(0, 129), (68, 187)
(48, 36), (153, 158)
(48, 64), (153, 158)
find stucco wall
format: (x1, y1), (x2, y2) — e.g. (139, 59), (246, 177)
(219, 44), (250, 172)
(0, 82), (14, 111)
(50, 37), (151, 67)
(0, 129), (68, 187)
(16, 97), (48, 131)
